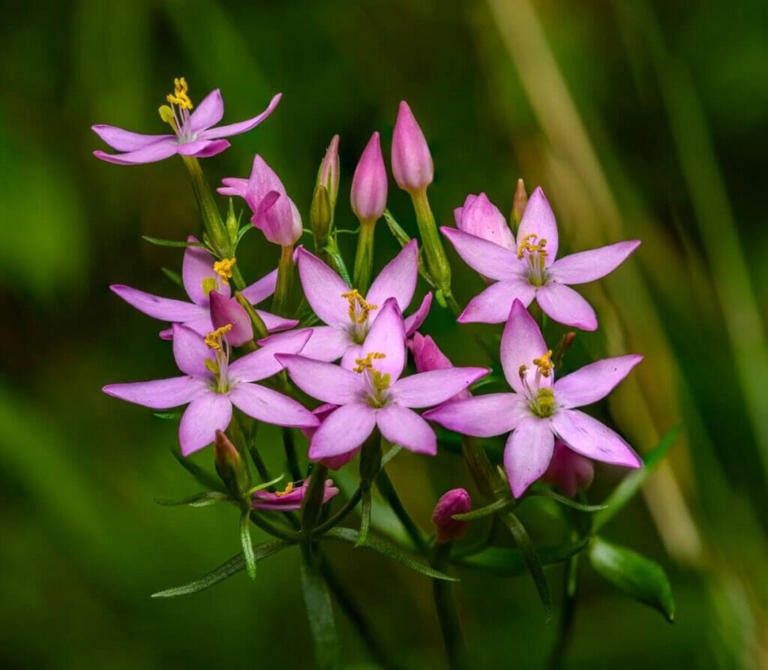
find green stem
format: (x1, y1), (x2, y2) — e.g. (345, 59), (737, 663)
(548, 554), (580, 670)
(181, 156), (229, 256)
(312, 487), (363, 536)
(431, 543), (469, 670)
(273, 244), (295, 316)
(376, 468), (426, 552)
(353, 217), (377, 293)
(410, 188), (452, 294)
(302, 464), (330, 535)
(282, 427), (302, 482)
(249, 510), (301, 542)
(246, 422), (271, 484)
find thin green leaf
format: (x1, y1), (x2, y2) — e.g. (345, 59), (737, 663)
(153, 410), (183, 420)
(171, 450), (226, 493)
(458, 537), (589, 575)
(325, 527), (458, 582)
(161, 267), (183, 288)
(151, 540), (290, 598)
(452, 496), (513, 521)
(300, 552), (339, 670)
(246, 474), (285, 495)
(356, 485), (372, 547)
(142, 235), (206, 249)
(240, 510), (257, 580)
(154, 491), (231, 507)
(526, 490), (608, 513)
(588, 537), (675, 622)
(500, 511), (552, 619)
(236, 223), (252, 244)
(593, 424), (681, 531)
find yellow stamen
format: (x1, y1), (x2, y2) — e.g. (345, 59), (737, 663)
(158, 104), (177, 130)
(517, 233), (548, 260)
(341, 289), (378, 324)
(166, 76), (193, 110)
(354, 352), (391, 394)
(353, 352), (386, 373)
(534, 387), (555, 417)
(275, 482), (294, 497)
(205, 324), (233, 350)
(532, 350), (554, 377)
(213, 258), (236, 284)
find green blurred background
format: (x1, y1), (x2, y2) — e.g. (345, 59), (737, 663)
(1, 0), (767, 667)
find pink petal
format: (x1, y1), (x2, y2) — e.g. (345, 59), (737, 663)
(277, 355), (365, 405)
(360, 298), (406, 381)
(229, 383), (318, 428)
(296, 326), (352, 362)
(91, 124), (173, 151)
(110, 285), (204, 322)
(103, 376), (207, 409)
(239, 269), (278, 305)
(500, 300), (552, 394)
(440, 227), (521, 281)
(188, 89), (224, 132)
(549, 240), (641, 285)
(210, 291), (253, 346)
(172, 324), (213, 376)
(297, 248), (351, 327)
(554, 355), (643, 409)
(340, 344), (364, 371)
(176, 139), (230, 158)
(256, 310), (299, 333)
(551, 409), (642, 467)
(217, 177), (249, 199)
(228, 330), (311, 383)
(201, 93), (282, 140)
(391, 100), (433, 191)
(454, 192), (516, 250)
(376, 405), (437, 455)
(457, 279), (536, 324)
(179, 393), (232, 456)
(93, 138), (179, 165)
(504, 417), (555, 498)
(536, 283), (597, 331)
(516, 187), (558, 264)
(390, 367), (489, 408)
(308, 403), (377, 460)
(404, 292), (432, 335)
(183, 240), (229, 306)
(423, 393), (529, 438)
(365, 239), (418, 312)
(168, 314), (213, 339)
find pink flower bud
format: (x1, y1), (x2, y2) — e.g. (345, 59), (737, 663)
(432, 488), (472, 543)
(214, 430), (249, 496)
(244, 155), (303, 246)
(317, 134), (340, 210)
(454, 193), (516, 251)
(410, 333), (471, 400)
(542, 441), (594, 497)
(351, 132), (388, 221)
(391, 101), (433, 192)
(209, 290), (254, 346)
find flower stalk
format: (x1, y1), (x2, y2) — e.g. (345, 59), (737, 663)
(353, 218), (377, 294)
(410, 187), (453, 299)
(182, 156), (230, 258)
(273, 244), (295, 316)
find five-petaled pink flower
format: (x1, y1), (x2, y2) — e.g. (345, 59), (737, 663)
(103, 325), (317, 455)
(277, 298), (488, 461)
(93, 78), (281, 165)
(262, 241), (432, 367)
(441, 187), (640, 330)
(424, 300), (642, 497)
(252, 479), (340, 511)
(110, 239), (297, 340)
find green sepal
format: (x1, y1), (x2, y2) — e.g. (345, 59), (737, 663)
(325, 527), (458, 582)
(588, 537), (675, 622)
(383, 209), (435, 288)
(451, 496), (513, 521)
(300, 551), (339, 670)
(154, 491), (231, 507)
(151, 540), (290, 598)
(141, 235), (206, 249)
(457, 537), (589, 575)
(240, 510), (257, 580)
(593, 424), (681, 532)
(171, 450), (226, 493)
(161, 267), (183, 288)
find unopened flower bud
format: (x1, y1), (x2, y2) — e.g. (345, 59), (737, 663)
(310, 185), (331, 244)
(316, 134), (340, 213)
(351, 132), (388, 222)
(542, 441), (594, 497)
(455, 193), (516, 250)
(210, 290), (254, 346)
(244, 155), (303, 246)
(432, 488), (472, 543)
(391, 101), (433, 193)
(511, 178), (528, 227)
(214, 430), (249, 497)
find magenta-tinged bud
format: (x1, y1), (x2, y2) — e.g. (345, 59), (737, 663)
(214, 430), (249, 497)
(210, 290), (254, 346)
(454, 193), (516, 250)
(351, 132), (388, 222)
(511, 178), (528, 227)
(432, 488), (472, 543)
(244, 155), (303, 246)
(316, 134), (340, 211)
(542, 441), (594, 497)
(410, 333), (471, 401)
(391, 101), (433, 193)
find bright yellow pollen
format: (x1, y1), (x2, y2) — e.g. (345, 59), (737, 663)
(354, 352), (391, 393)
(166, 77), (193, 110)
(517, 233), (548, 260)
(532, 350), (554, 377)
(158, 104), (177, 130)
(213, 258), (236, 284)
(535, 387), (555, 417)
(275, 482), (294, 497)
(341, 289), (378, 324)
(205, 324), (233, 350)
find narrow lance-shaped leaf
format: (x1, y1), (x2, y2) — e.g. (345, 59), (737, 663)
(240, 510), (257, 580)
(525, 489), (608, 513)
(452, 496), (513, 521)
(300, 551), (340, 670)
(142, 235), (207, 249)
(171, 451), (226, 492)
(154, 491), (231, 507)
(161, 267), (183, 288)
(457, 537), (589, 575)
(588, 537), (675, 622)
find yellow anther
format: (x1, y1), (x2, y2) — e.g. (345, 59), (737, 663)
(158, 104), (177, 130)
(275, 482), (294, 497)
(354, 352), (391, 394)
(532, 350), (554, 377)
(213, 258), (236, 284)
(166, 76), (193, 110)
(201, 277), (217, 296)
(341, 289), (378, 324)
(534, 387), (555, 417)
(517, 233), (548, 260)
(205, 324), (233, 350)
(518, 364), (528, 380)
(353, 352), (386, 373)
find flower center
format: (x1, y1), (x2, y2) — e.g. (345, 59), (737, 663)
(213, 257), (236, 285)
(517, 233), (548, 286)
(531, 387), (555, 418)
(518, 350), (557, 417)
(354, 352), (390, 408)
(204, 324), (233, 393)
(342, 289), (378, 343)
(158, 76), (195, 142)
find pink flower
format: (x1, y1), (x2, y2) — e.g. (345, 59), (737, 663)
(103, 326), (317, 455)
(93, 80), (281, 165)
(351, 132), (388, 221)
(542, 441), (595, 497)
(252, 478), (339, 511)
(391, 101), (433, 192)
(110, 239), (296, 340)
(441, 187), (640, 330)
(277, 299), (488, 462)
(424, 300), (642, 498)
(432, 488), (472, 543)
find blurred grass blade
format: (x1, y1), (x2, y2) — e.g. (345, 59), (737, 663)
(240, 511), (257, 580)
(171, 451), (226, 492)
(593, 424), (681, 532)
(151, 540), (290, 598)
(589, 537), (675, 622)
(300, 552), (339, 670)
(458, 538), (589, 575)
(142, 235), (205, 248)
(325, 527), (458, 582)
(154, 491), (230, 507)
